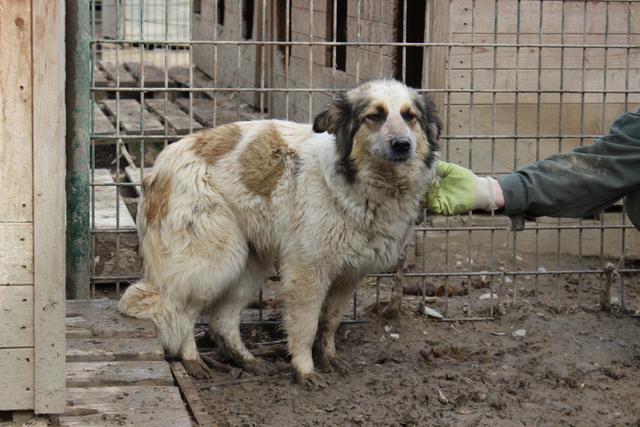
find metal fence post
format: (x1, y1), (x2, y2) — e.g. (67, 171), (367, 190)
(65, 0), (91, 299)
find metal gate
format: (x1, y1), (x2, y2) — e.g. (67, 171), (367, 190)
(74, 0), (640, 321)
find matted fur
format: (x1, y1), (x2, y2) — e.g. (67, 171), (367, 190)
(119, 80), (441, 386)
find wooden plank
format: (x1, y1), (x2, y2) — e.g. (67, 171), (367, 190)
(66, 361), (174, 387)
(101, 99), (166, 135)
(427, 0), (450, 114)
(175, 97), (258, 127)
(32, 0), (66, 412)
(171, 362), (215, 427)
(449, 32), (640, 70)
(125, 166), (152, 195)
(145, 98), (204, 134)
(448, 67), (640, 105)
(0, 286), (34, 347)
(169, 65), (217, 90)
(93, 104), (116, 135)
(66, 299), (156, 339)
(0, 348), (35, 411)
(0, 0), (33, 222)
(99, 61), (137, 87)
(93, 67), (112, 87)
(59, 386), (191, 427)
(0, 223), (33, 285)
(450, 0), (638, 36)
(91, 169), (136, 230)
(123, 62), (167, 87)
(66, 338), (165, 362)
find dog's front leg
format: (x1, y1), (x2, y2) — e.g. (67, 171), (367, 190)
(314, 275), (362, 375)
(280, 263), (330, 390)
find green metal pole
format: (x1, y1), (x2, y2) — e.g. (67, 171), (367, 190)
(65, 0), (91, 299)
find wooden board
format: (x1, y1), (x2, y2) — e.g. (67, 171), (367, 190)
(175, 97), (254, 127)
(66, 338), (165, 363)
(59, 386), (192, 427)
(0, 286), (34, 347)
(125, 166), (152, 195)
(0, 0), (33, 222)
(169, 65), (217, 90)
(0, 348), (34, 411)
(66, 361), (174, 387)
(91, 169), (136, 230)
(123, 62), (167, 87)
(32, 0), (67, 409)
(427, 0), (450, 114)
(171, 362), (215, 427)
(101, 99), (166, 135)
(66, 299), (156, 339)
(450, 0), (640, 36)
(93, 104), (116, 135)
(99, 61), (137, 87)
(145, 98), (204, 134)
(93, 67), (112, 87)
(0, 223), (33, 285)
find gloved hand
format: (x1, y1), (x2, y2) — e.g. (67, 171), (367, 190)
(426, 161), (499, 215)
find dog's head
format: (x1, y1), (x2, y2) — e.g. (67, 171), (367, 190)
(313, 80), (441, 183)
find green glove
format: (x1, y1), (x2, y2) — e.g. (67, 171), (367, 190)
(426, 161), (497, 215)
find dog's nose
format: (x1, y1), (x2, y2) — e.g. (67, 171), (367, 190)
(391, 138), (411, 154)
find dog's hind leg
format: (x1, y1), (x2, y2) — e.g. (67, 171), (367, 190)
(152, 304), (212, 379)
(314, 275), (361, 375)
(207, 256), (276, 375)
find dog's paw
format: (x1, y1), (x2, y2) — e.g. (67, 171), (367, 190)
(182, 358), (212, 379)
(294, 370), (328, 391)
(319, 354), (351, 376)
(242, 358), (278, 376)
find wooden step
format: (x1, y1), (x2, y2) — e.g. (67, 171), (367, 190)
(175, 97), (257, 127)
(66, 299), (154, 338)
(59, 386), (191, 427)
(124, 62), (167, 88)
(168, 65), (217, 91)
(93, 104), (116, 136)
(66, 337), (164, 363)
(66, 361), (173, 387)
(90, 169), (136, 230)
(101, 99), (166, 135)
(98, 61), (137, 88)
(125, 166), (152, 195)
(93, 67), (112, 88)
(145, 98), (203, 134)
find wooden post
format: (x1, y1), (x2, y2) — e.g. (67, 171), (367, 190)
(33, 0), (66, 413)
(426, 0), (449, 116)
(65, 0), (91, 299)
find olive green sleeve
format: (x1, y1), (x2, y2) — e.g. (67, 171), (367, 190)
(496, 109), (640, 229)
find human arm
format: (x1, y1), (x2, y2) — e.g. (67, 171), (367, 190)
(427, 109), (640, 222)
(497, 109), (640, 220)
(425, 161), (503, 216)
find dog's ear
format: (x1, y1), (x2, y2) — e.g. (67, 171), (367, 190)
(414, 93), (442, 169)
(313, 93), (351, 134)
(415, 93), (442, 146)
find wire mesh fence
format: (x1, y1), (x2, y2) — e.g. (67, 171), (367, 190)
(88, 0), (640, 321)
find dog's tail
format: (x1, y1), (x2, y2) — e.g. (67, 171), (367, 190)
(118, 280), (166, 320)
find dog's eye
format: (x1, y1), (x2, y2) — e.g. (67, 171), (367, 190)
(366, 113), (383, 123)
(402, 111), (416, 122)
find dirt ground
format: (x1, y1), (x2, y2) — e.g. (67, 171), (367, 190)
(193, 271), (640, 427)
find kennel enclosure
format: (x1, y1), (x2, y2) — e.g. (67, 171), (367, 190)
(85, 0), (640, 320)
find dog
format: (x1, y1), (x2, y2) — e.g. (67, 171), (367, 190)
(118, 79), (441, 389)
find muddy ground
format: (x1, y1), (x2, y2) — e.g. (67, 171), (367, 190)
(193, 271), (640, 427)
